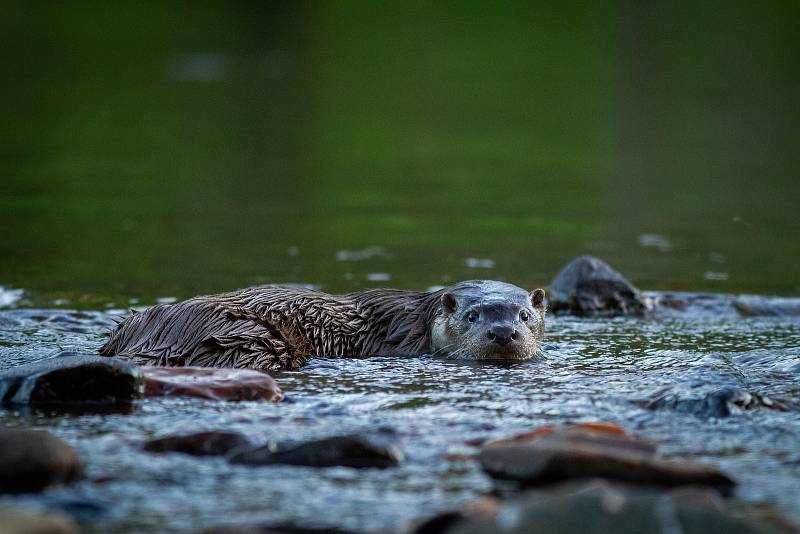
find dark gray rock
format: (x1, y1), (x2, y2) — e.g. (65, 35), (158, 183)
(644, 386), (789, 418)
(0, 353), (143, 406)
(478, 425), (735, 491)
(0, 428), (84, 493)
(143, 431), (251, 456)
(230, 434), (404, 468)
(734, 295), (800, 317)
(196, 525), (359, 534)
(442, 480), (797, 534)
(549, 256), (651, 316)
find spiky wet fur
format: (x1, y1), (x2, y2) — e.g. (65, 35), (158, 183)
(100, 282), (545, 371)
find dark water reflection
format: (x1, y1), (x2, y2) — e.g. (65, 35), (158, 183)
(0, 300), (798, 533)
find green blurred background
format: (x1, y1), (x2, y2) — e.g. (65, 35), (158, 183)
(1, 1), (798, 307)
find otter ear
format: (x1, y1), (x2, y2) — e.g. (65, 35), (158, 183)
(530, 288), (546, 309)
(441, 292), (457, 313)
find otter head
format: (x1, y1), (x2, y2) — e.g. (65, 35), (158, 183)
(430, 280), (545, 360)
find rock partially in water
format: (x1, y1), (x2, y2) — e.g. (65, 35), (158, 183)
(143, 431), (251, 456)
(549, 256), (651, 316)
(143, 367), (283, 402)
(0, 506), (79, 534)
(435, 480), (797, 534)
(196, 525), (360, 534)
(734, 295), (800, 317)
(230, 434), (404, 468)
(0, 428), (83, 494)
(0, 353), (143, 406)
(643, 386), (790, 418)
(478, 423), (735, 491)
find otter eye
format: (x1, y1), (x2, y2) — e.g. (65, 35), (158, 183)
(466, 311), (478, 323)
(519, 310), (530, 322)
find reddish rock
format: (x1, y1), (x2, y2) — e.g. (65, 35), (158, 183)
(485, 422), (629, 448)
(142, 367), (283, 402)
(479, 423), (734, 491)
(143, 431), (251, 456)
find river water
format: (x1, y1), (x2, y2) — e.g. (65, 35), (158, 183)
(1, 2), (799, 532)
(0, 287), (798, 532)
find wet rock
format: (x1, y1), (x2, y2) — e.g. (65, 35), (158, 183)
(196, 525), (359, 534)
(734, 295), (800, 317)
(644, 386), (789, 418)
(0, 506), (79, 534)
(478, 423), (735, 491)
(439, 480), (796, 534)
(549, 256), (651, 316)
(0, 428), (84, 493)
(0, 353), (143, 406)
(230, 434), (403, 468)
(143, 367), (283, 402)
(143, 431), (251, 456)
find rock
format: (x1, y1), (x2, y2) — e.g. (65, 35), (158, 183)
(478, 423), (735, 491)
(142, 367), (283, 402)
(549, 256), (651, 316)
(230, 434), (403, 468)
(0, 506), (79, 534)
(143, 431), (251, 456)
(0, 428), (83, 493)
(643, 386), (789, 418)
(195, 525), (359, 534)
(734, 295), (800, 317)
(439, 480), (797, 534)
(0, 353), (143, 406)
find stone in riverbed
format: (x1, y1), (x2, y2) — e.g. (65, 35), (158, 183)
(429, 480), (797, 534)
(0, 506), (79, 534)
(142, 367), (283, 402)
(549, 256), (651, 316)
(0, 428), (84, 494)
(0, 353), (143, 406)
(643, 385), (790, 418)
(734, 295), (800, 317)
(230, 434), (403, 468)
(143, 431), (251, 456)
(478, 423), (735, 491)
(196, 525), (359, 534)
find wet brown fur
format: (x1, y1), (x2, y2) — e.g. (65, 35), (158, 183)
(99, 282), (545, 371)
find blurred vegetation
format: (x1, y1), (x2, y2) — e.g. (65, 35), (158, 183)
(0, 1), (798, 306)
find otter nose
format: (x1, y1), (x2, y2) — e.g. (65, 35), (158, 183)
(486, 325), (518, 346)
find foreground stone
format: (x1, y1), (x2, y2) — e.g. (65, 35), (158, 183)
(734, 295), (800, 317)
(230, 434), (403, 468)
(0, 353), (143, 406)
(414, 480), (797, 534)
(644, 386), (789, 418)
(143, 367), (283, 402)
(549, 256), (651, 316)
(478, 423), (735, 491)
(143, 431), (251, 456)
(0, 506), (79, 534)
(196, 524), (359, 534)
(0, 428), (83, 493)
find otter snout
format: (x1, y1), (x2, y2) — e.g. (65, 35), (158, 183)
(486, 325), (518, 346)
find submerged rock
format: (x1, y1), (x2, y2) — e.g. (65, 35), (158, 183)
(643, 386), (790, 418)
(143, 431), (251, 456)
(230, 434), (403, 468)
(0, 506), (79, 534)
(0, 353), (143, 406)
(478, 423), (734, 491)
(734, 295), (800, 317)
(0, 428), (83, 493)
(196, 525), (359, 534)
(549, 256), (651, 316)
(143, 367), (283, 402)
(432, 480), (797, 534)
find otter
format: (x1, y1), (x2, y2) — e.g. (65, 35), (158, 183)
(99, 281), (546, 371)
